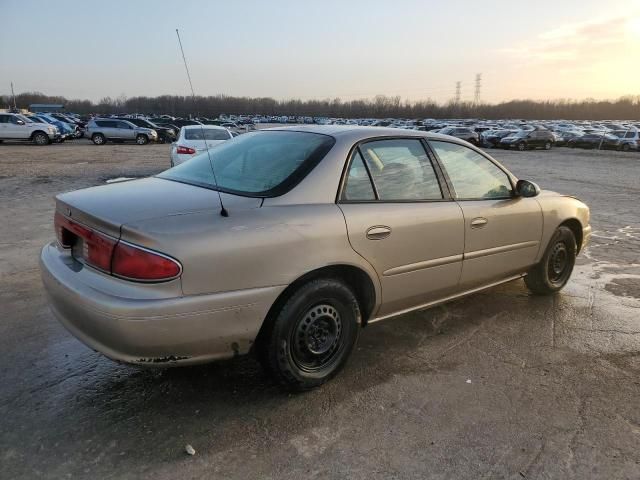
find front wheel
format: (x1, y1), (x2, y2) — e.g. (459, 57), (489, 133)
(92, 133), (106, 145)
(136, 134), (149, 145)
(517, 142), (526, 151)
(622, 143), (630, 152)
(525, 226), (576, 295)
(33, 132), (50, 145)
(258, 279), (361, 391)
(544, 141), (552, 150)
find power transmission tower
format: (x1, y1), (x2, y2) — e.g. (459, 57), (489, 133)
(474, 73), (482, 105)
(455, 81), (461, 104)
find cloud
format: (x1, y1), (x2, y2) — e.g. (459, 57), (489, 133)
(503, 14), (639, 67)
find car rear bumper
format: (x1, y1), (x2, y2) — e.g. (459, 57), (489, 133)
(40, 242), (285, 366)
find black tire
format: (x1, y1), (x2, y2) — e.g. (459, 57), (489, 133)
(525, 226), (576, 295)
(517, 142), (526, 151)
(258, 278), (361, 391)
(622, 143), (630, 152)
(136, 134), (149, 145)
(544, 141), (552, 150)
(32, 132), (50, 145)
(92, 133), (106, 145)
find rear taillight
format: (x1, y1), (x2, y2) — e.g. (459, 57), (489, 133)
(112, 242), (181, 281)
(176, 145), (196, 154)
(54, 212), (181, 281)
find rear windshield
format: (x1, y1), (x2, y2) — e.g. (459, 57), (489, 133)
(184, 129), (231, 140)
(158, 131), (335, 197)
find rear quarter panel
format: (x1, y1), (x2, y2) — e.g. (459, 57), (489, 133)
(120, 204), (382, 302)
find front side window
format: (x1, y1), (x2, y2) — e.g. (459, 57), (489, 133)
(159, 131), (335, 196)
(358, 139), (442, 201)
(430, 141), (512, 200)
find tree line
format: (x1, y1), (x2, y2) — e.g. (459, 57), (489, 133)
(4, 91), (640, 120)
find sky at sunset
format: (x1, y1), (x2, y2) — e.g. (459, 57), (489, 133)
(2, 0), (640, 103)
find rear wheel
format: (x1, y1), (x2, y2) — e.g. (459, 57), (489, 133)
(32, 132), (50, 145)
(544, 141), (552, 150)
(92, 133), (106, 145)
(258, 279), (360, 391)
(517, 142), (526, 151)
(622, 143), (630, 152)
(136, 134), (148, 145)
(525, 226), (576, 295)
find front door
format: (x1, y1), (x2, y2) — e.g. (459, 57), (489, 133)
(429, 140), (543, 289)
(338, 138), (465, 317)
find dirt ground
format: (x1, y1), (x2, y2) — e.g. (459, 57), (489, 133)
(1, 138), (639, 479)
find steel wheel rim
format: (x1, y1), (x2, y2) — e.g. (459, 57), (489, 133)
(548, 241), (569, 282)
(291, 303), (343, 372)
(137, 136), (145, 144)
(36, 134), (46, 145)
(94, 136), (103, 144)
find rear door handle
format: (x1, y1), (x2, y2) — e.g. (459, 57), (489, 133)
(470, 217), (488, 228)
(366, 226), (392, 240)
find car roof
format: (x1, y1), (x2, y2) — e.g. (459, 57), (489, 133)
(264, 124), (457, 143)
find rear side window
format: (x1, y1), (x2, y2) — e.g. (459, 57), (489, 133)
(430, 141), (512, 200)
(95, 120), (114, 128)
(358, 139), (443, 201)
(184, 129), (231, 141)
(343, 151), (376, 201)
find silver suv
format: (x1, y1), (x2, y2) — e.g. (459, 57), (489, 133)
(0, 113), (58, 145)
(86, 118), (157, 145)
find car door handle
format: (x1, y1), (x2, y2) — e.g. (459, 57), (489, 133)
(366, 226), (392, 240)
(470, 217), (488, 228)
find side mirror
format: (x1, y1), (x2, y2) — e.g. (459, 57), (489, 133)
(515, 179), (540, 198)
(16, 120), (25, 125)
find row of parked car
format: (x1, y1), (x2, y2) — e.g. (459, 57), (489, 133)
(3, 110), (640, 153)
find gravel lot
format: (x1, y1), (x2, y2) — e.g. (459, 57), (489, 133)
(1, 139), (639, 479)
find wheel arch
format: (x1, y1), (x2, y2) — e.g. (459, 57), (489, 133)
(29, 129), (48, 139)
(559, 218), (584, 253)
(254, 264), (378, 351)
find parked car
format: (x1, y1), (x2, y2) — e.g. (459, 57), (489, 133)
(122, 117), (177, 144)
(567, 133), (623, 150)
(0, 113), (57, 145)
(36, 114), (77, 140)
(41, 126), (591, 390)
(86, 118), (158, 145)
(25, 115), (67, 142)
(170, 125), (233, 166)
(481, 129), (518, 148)
(499, 129), (555, 150)
(611, 130), (639, 151)
(438, 126), (479, 145)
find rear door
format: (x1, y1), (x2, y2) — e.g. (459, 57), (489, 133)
(429, 140), (543, 289)
(338, 138), (464, 317)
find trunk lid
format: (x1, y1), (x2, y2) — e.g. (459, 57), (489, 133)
(55, 177), (261, 238)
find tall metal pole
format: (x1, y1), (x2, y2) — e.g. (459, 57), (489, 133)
(10, 82), (17, 110)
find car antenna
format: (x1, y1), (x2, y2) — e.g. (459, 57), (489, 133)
(175, 28), (228, 217)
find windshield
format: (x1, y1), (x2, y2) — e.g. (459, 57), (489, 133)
(184, 129), (231, 141)
(159, 130), (335, 196)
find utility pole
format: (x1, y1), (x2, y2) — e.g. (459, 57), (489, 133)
(455, 81), (461, 104)
(474, 73), (482, 105)
(10, 82), (17, 111)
